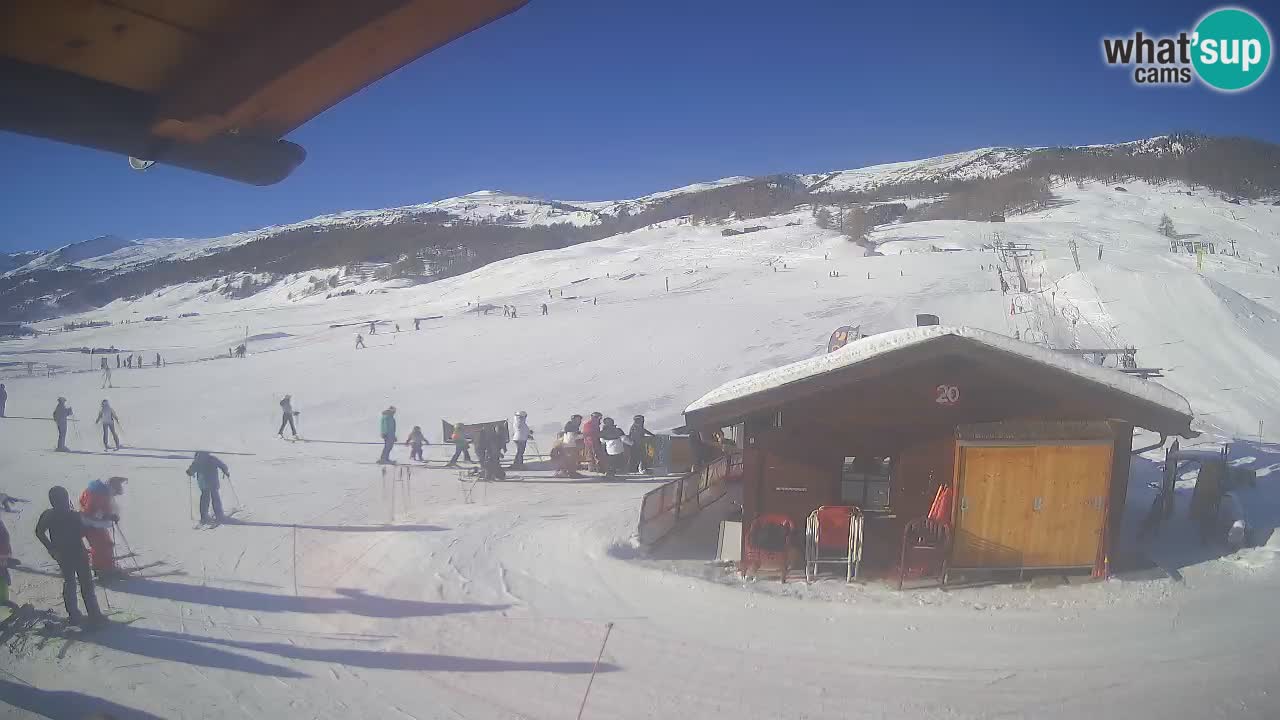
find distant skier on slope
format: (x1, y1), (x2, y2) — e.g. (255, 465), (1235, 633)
(95, 399), (121, 451)
(541, 303), (548, 316)
(369, 321), (377, 335)
(406, 425), (428, 462)
(35, 486), (105, 627)
(377, 406), (397, 464)
(511, 411), (532, 470)
(52, 397), (73, 452)
(446, 422), (472, 466)
(355, 333), (366, 350)
(277, 395), (298, 438)
(78, 477), (126, 579)
(0, 383), (7, 417)
(187, 451), (230, 526)
(100, 362), (112, 389)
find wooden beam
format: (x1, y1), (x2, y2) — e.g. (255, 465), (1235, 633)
(151, 0), (527, 142)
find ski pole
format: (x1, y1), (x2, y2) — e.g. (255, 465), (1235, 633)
(224, 473), (242, 511)
(114, 523), (143, 573)
(187, 477), (194, 522)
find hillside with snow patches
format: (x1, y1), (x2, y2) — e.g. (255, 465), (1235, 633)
(0, 143), (1090, 277)
(2, 147), (1280, 718)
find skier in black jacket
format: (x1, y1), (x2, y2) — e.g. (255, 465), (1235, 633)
(34, 486), (105, 626)
(53, 398), (73, 452)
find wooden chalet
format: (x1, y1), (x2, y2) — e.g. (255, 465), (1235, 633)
(683, 326), (1196, 579)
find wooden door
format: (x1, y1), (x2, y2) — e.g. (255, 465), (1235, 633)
(952, 446), (1036, 568)
(1021, 444), (1112, 567)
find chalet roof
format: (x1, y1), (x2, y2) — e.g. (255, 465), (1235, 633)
(684, 326), (1195, 436)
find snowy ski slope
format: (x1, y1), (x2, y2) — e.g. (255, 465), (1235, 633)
(1, 180), (1279, 719)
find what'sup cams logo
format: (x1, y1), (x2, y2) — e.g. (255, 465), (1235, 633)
(1103, 7), (1271, 91)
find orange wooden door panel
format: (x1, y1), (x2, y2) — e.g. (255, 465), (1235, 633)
(952, 447), (1035, 568)
(1023, 445), (1112, 567)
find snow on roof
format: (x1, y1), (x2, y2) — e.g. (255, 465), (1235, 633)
(684, 325), (1193, 422)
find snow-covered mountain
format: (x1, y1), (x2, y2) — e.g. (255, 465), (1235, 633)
(4, 133), (1276, 324)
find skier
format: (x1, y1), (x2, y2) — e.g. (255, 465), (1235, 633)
(476, 426), (506, 480)
(53, 397), (73, 452)
(100, 362), (112, 389)
(581, 412), (604, 472)
(377, 406), (397, 464)
(115, 354), (120, 369)
(355, 333), (366, 350)
(445, 422), (473, 466)
(277, 395), (298, 438)
(95, 400), (122, 451)
(552, 415), (583, 478)
(510, 306), (517, 318)
(541, 303), (548, 316)
(78, 477), (126, 579)
(369, 321), (377, 335)
(0, 511), (16, 610)
(155, 353), (161, 367)
(405, 425), (428, 462)
(503, 305), (509, 318)
(599, 418), (629, 478)
(35, 486), (105, 627)
(414, 319), (421, 331)
(186, 451), (230, 526)
(627, 414), (657, 473)
(0, 382), (7, 417)
(511, 411), (532, 469)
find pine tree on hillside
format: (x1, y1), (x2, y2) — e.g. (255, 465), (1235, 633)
(815, 207), (833, 229)
(1158, 213), (1176, 238)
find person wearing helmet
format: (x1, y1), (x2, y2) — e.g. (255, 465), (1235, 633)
(599, 418), (629, 478)
(627, 415), (657, 474)
(377, 406), (397, 464)
(446, 422), (473, 466)
(79, 477), (126, 578)
(405, 425), (428, 462)
(511, 411), (533, 469)
(581, 412), (604, 473)
(35, 486), (105, 626)
(52, 397), (73, 452)
(96, 399), (122, 451)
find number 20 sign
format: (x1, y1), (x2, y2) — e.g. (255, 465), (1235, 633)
(935, 384), (961, 406)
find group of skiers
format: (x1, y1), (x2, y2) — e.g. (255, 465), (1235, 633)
(98, 355), (160, 388)
(551, 412), (656, 479)
(49, 396), (124, 452)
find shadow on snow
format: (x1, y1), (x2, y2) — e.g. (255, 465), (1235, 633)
(0, 678), (169, 720)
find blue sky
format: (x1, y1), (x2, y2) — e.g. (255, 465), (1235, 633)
(2, 0), (1277, 251)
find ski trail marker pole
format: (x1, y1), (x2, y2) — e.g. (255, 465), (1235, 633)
(292, 525), (299, 596)
(576, 621), (614, 720)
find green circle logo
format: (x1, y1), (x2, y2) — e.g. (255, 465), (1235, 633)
(1192, 8), (1272, 91)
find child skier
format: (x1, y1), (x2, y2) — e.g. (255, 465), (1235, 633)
(405, 425), (428, 462)
(35, 486), (105, 627)
(446, 422), (473, 466)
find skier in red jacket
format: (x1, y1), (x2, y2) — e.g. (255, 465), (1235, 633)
(78, 477), (126, 578)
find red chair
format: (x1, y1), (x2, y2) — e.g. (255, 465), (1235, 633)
(897, 517), (951, 590)
(742, 513), (795, 582)
(805, 506), (864, 583)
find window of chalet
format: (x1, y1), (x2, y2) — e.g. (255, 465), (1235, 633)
(840, 456), (891, 511)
